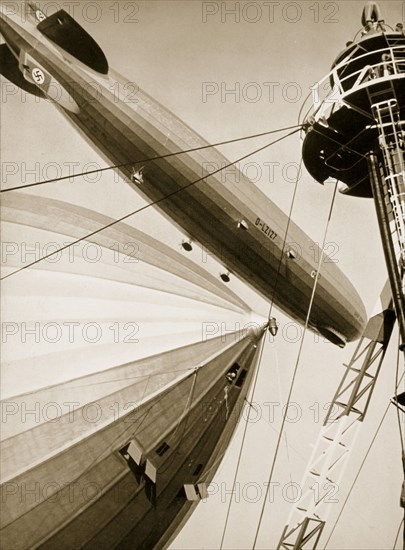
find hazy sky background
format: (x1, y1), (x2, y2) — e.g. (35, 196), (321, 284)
(1, 1), (404, 548)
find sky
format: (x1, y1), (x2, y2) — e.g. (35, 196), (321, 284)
(1, 1), (404, 548)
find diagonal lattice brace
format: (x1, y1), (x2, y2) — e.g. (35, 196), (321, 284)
(277, 281), (395, 550)
(278, 518), (325, 550)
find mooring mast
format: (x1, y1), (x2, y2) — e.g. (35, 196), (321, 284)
(302, 1), (405, 351)
(278, 4), (404, 548)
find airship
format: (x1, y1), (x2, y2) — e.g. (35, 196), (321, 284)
(1, 191), (268, 549)
(0, 1), (367, 347)
(0, 2), (368, 549)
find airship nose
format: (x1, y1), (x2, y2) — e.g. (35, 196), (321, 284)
(329, 290), (367, 346)
(317, 326), (348, 348)
(315, 269), (368, 347)
(349, 290), (368, 342)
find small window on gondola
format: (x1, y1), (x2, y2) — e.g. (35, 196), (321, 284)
(225, 362), (240, 383)
(155, 441), (170, 456)
(119, 443), (131, 461)
(118, 443), (144, 483)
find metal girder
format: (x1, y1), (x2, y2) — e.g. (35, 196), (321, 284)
(324, 304), (395, 424)
(277, 283), (396, 550)
(368, 98), (405, 350)
(278, 518), (325, 550)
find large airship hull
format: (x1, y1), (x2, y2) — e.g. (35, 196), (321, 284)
(1, 193), (266, 549)
(0, 4), (367, 346)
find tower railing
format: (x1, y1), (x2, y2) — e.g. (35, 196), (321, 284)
(306, 44), (405, 124)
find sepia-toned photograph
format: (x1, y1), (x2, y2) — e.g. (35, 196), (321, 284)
(1, 1), (404, 548)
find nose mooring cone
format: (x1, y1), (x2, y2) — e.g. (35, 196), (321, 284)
(268, 317), (278, 336)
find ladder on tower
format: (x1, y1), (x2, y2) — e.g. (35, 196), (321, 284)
(371, 99), (405, 294)
(366, 98), (405, 352)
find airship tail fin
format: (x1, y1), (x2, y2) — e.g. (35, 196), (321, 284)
(0, 43), (45, 97)
(36, 9), (109, 74)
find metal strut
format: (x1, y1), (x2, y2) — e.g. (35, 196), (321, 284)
(371, 99), (405, 274)
(367, 152), (405, 351)
(367, 98), (405, 351)
(277, 282), (396, 550)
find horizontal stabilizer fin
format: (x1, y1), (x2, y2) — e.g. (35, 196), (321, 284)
(0, 44), (45, 97)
